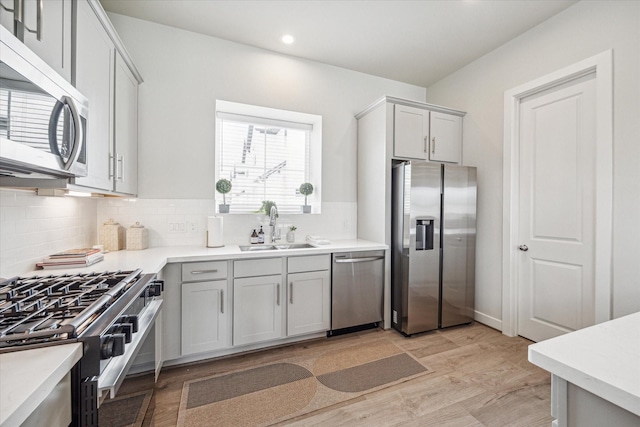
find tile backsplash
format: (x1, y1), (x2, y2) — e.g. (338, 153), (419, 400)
(0, 190), (357, 277)
(0, 189), (98, 277)
(97, 199), (357, 247)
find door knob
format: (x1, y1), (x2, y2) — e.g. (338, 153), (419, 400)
(518, 245), (529, 252)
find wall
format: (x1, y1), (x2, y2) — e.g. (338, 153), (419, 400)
(426, 0), (640, 323)
(105, 13), (426, 244)
(0, 189), (98, 277)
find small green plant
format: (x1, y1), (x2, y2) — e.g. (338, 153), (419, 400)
(257, 200), (278, 217)
(299, 182), (314, 205)
(289, 225), (297, 231)
(215, 179), (232, 204)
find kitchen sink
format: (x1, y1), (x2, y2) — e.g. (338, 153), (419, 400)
(238, 243), (316, 252)
(239, 245), (277, 251)
(273, 243), (315, 250)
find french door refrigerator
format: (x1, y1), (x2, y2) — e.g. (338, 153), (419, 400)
(391, 160), (477, 335)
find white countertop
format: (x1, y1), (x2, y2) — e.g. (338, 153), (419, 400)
(22, 239), (388, 277)
(528, 311), (640, 416)
(0, 343), (82, 427)
(1, 239), (386, 425)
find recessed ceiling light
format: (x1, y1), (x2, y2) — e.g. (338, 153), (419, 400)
(281, 34), (295, 45)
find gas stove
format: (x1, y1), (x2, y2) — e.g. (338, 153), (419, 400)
(0, 269), (163, 427)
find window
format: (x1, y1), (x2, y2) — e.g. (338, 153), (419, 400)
(215, 100), (322, 214)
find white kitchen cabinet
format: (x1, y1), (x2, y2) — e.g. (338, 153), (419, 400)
(429, 111), (462, 163)
(233, 274), (283, 346)
(181, 279), (229, 355)
(72, 0), (142, 195)
(287, 270), (330, 337)
(73, 0), (113, 191)
(113, 51), (138, 194)
(393, 104), (429, 160)
(0, 0), (72, 82)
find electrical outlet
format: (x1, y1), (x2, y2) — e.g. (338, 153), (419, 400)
(188, 221), (197, 232)
(393, 310), (398, 324)
(168, 221), (187, 233)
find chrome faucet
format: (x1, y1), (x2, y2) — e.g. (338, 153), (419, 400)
(269, 205), (280, 243)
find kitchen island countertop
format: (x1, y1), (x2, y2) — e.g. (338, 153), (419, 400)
(0, 343), (82, 427)
(528, 311), (640, 417)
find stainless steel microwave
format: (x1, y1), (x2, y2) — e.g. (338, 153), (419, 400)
(0, 26), (88, 181)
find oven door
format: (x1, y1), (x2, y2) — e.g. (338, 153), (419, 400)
(97, 298), (163, 400)
(0, 26), (88, 179)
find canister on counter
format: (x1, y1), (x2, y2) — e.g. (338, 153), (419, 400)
(99, 219), (125, 251)
(126, 222), (149, 250)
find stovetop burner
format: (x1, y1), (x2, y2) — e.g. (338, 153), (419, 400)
(0, 269), (144, 350)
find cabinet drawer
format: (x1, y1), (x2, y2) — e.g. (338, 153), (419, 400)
(234, 258), (282, 278)
(288, 255), (330, 273)
(182, 261), (228, 282)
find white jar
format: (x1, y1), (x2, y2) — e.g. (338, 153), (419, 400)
(126, 222), (149, 250)
(99, 219), (125, 251)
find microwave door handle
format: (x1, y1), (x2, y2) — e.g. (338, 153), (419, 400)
(60, 96), (83, 170)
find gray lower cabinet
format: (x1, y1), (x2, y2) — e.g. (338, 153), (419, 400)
(181, 280), (228, 355)
(162, 254), (331, 364)
(180, 261), (229, 356)
(287, 255), (331, 337)
(233, 258), (283, 346)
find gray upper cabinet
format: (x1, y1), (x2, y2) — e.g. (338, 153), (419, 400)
(393, 104), (429, 160)
(72, 0), (142, 195)
(73, 0), (114, 191)
(0, 0), (72, 81)
(429, 111), (462, 164)
(113, 51), (138, 195)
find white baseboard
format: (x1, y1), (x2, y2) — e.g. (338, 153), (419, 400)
(474, 310), (503, 331)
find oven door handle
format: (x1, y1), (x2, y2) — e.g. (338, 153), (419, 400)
(97, 299), (163, 400)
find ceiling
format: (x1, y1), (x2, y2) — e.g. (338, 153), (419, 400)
(99, 0), (578, 88)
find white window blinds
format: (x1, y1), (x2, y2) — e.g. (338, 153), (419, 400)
(216, 111), (312, 214)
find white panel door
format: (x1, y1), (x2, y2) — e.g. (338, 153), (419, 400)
(393, 104), (429, 159)
(517, 73), (596, 342)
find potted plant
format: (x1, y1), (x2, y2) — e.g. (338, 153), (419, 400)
(299, 182), (313, 213)
(257, 200), (278, 217)
(287, 225), (297, 243)
(216, 178), (232, 213)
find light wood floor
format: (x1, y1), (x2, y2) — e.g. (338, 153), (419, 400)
(119, 323), (553, 426)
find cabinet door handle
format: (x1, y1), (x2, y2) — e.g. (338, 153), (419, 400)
(432, 137), (436, 154)
(423, 136), (427, 153)
(276, 283), (280, 306)
(289, 282), (293, 304)
(190, 269), (218, 275)
(117, 156), (124, 181)
(220, 289), (224, 314)
(22, 0), (43, 41)
(108, 154), (115, 179)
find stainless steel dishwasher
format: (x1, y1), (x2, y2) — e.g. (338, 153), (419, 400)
(330, 251), (385, 333)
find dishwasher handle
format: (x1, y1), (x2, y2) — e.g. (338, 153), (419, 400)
(334, 256), (384, 264)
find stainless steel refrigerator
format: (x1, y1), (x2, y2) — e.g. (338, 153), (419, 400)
(391, 160), (477, 335)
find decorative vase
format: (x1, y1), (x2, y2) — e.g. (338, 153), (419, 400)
(126, 222), (149, 250)
(302, 205), (311, 214)
(286, 231), (295, 243)
(219, 204), (229, 213)
(99, 219), (125, 251)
